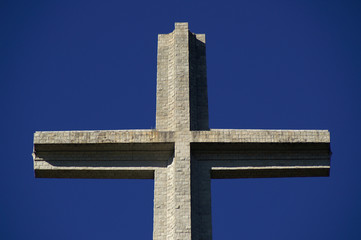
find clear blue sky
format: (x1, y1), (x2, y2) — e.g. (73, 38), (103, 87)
(1, 0), (360, 239)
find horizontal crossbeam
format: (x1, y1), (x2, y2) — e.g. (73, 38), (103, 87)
(191, 129), (331, 178)
(34, 129), (331, 179)
(33, 130), (174, 179)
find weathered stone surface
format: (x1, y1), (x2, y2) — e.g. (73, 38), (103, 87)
(33, 22), (331, 240)
(193, 129), (330, 143)
(34, 130), (175, 144)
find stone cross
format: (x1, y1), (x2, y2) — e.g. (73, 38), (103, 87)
(33, 22), (331, 240)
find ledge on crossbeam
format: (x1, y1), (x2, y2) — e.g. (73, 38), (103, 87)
(211, 166), (330, 178)
(35, 169), (155, 179)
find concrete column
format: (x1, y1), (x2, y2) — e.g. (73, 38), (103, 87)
(153, 168), (168, 240)
(156, 23), (209, 131)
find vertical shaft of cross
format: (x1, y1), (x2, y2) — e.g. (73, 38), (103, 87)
(153, 23), (212, 240)
(191, 157), (213, 239)
(156, 23), (209, 131)
(189, 32), (209, 131)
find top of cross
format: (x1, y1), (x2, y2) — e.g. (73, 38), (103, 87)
(156, 22), (209, 131)
(175, 22), (188, 29)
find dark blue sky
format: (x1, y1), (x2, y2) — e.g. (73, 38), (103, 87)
(1, 0), (360, 239)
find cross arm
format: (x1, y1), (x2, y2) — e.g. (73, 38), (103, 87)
(33, 130), (174, 179)
(191, 129), (331, 178)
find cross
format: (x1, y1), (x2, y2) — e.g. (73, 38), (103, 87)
(33, 22), (331, 240)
